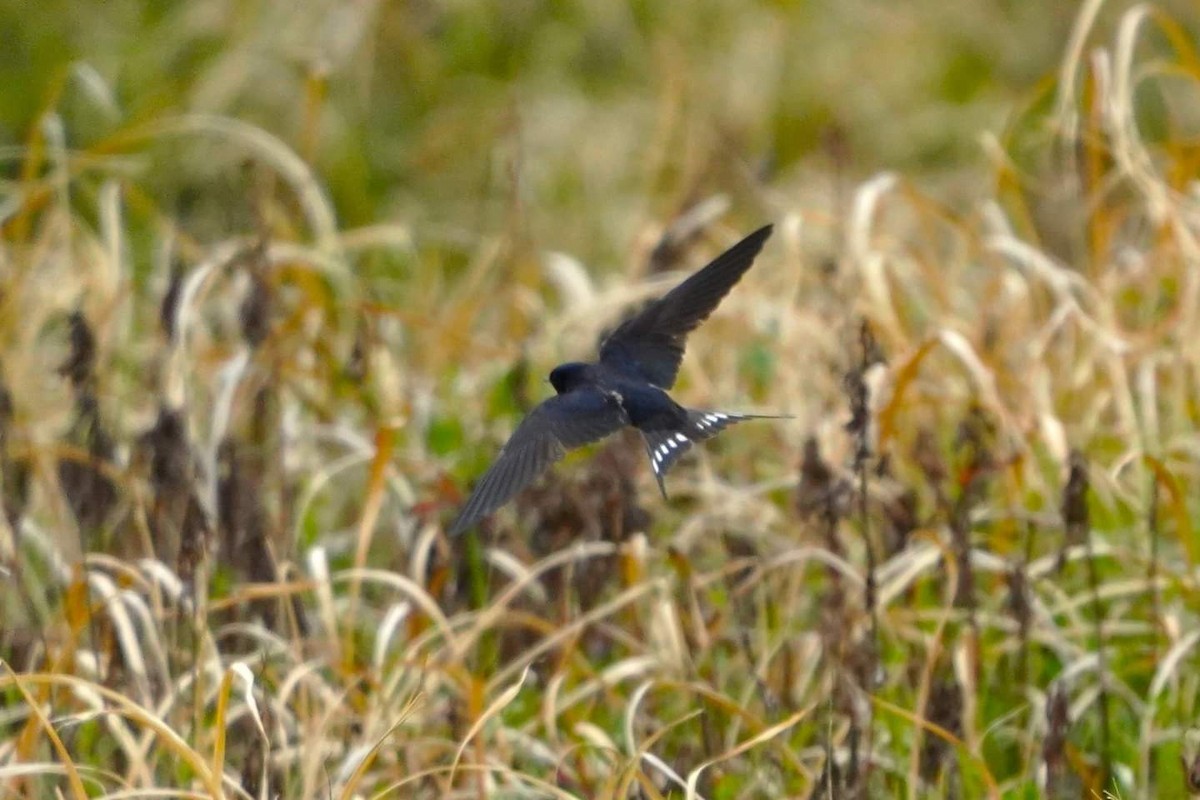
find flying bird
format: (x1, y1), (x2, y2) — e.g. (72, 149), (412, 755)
(450, 224), (780, 536)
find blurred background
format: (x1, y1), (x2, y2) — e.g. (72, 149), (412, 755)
(0, 0), (1145, 247)
(5, 1), (1200, 797)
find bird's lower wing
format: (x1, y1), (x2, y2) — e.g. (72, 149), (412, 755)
(449, 388), (628, 535)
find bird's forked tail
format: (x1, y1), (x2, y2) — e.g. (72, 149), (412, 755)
(641, 410), (787, 497)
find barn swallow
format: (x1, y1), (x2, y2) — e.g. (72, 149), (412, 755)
(450, 224), (780, 535)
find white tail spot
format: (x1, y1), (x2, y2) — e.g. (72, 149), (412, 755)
(674, 433), (688, 444)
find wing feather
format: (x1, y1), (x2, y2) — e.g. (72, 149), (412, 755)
(449, 387), (628, 535)
(599, 225), (772, 388)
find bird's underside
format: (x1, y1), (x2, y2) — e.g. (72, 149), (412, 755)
(449, 223), (777, 536)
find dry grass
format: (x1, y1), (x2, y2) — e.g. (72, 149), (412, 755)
(4, 1), (1200, 798)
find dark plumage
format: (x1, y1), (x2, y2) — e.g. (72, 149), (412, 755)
(450, 224), (779, 536)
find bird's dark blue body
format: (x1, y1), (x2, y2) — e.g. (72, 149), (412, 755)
(450, 224), (779, 536)
(550, 361), (686, 431)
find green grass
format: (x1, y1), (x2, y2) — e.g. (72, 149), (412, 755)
(4, 0), (1200, 798)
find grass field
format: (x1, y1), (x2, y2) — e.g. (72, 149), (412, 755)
(4, 1), (1200, 797)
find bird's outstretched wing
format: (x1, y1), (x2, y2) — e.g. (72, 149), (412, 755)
(449, 387), (628, 535)
(599, 225), (773, 389)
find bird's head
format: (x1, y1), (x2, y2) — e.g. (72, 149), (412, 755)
(548, 362), (590, 394)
